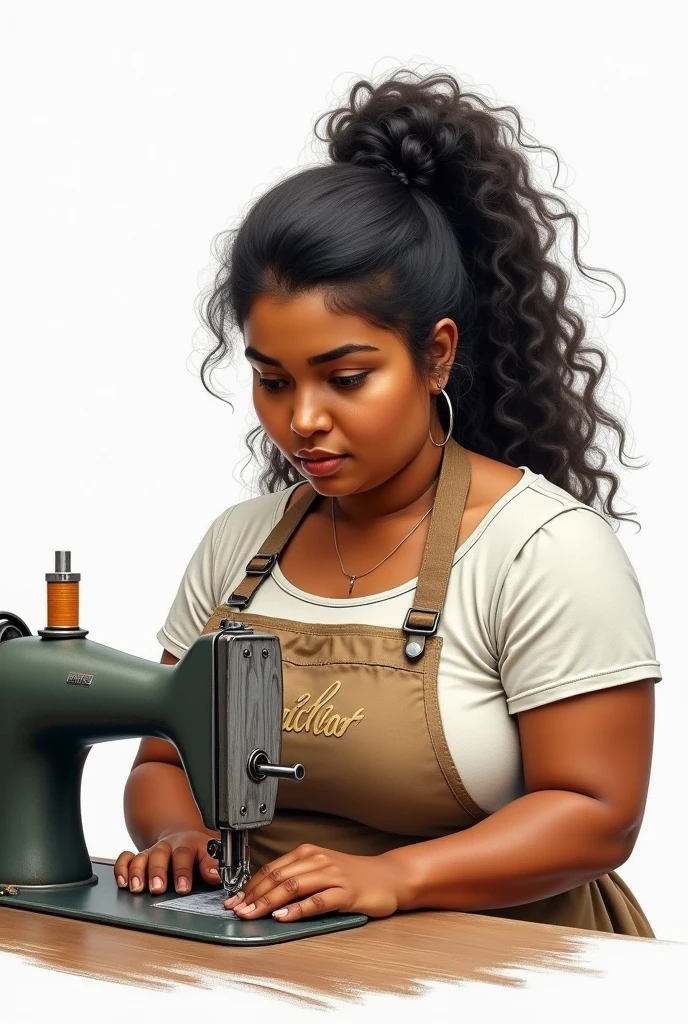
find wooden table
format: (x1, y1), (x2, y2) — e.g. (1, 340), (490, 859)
(0, 859), (668, 1010)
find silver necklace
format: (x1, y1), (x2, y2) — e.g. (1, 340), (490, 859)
(331, 480), (437, 596)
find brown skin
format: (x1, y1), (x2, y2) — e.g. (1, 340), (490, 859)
(115, 290), (655, 922)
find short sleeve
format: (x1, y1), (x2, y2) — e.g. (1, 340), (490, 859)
(156, 506), (236, 659)
(494, 507), (662, 714)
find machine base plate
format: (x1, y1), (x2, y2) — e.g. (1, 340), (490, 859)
(0, 859), (368, 946)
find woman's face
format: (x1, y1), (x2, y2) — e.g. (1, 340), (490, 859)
(243, 290), (457, 496)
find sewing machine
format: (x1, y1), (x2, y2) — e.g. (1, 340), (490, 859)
(0, 552), (367, 945)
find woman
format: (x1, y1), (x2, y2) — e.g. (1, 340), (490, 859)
(114, 69), (662, 935)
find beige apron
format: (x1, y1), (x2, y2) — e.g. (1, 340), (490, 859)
(200, 438), (654, 937)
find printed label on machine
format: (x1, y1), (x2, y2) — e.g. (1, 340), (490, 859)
(153, 890), (238, 917)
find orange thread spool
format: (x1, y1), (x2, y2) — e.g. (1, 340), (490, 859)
(39, 551), (88, 640)
(47, 582), (80, 628)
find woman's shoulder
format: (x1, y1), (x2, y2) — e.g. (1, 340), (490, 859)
(211, 483), (303, 551)
(476, 450), (612, 542)
(453, 452), (622, 597)
(452, 448), (611, 553)
(233, 484), (298, 516)
(465, 449), (524, 506)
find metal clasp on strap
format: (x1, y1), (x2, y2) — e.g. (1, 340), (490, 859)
(245, 553), (277, 575)
(223, 552), (278, 613)
(402, 607), (440, 659)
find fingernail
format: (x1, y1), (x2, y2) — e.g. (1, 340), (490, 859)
(273, 908), (289, 919)
(150, 877), (163, 892)
(238, 902), (255, 914)
(131, 878), (142, 892)
(177, 877), (189, 893)
(209, 867), (219, 876)
(116, 875), (126, 887)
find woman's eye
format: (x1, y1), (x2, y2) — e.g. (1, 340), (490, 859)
(257, 372), (370, 393)
(332, 371), (369, 388)
(257, 379), (282, 392)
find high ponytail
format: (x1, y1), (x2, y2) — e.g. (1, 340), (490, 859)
(200, 67), (642, 530)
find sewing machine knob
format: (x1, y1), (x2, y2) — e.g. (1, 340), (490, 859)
(247, 749), (305, 783)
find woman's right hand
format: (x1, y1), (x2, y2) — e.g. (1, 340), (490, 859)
(113, 830), (222, 895)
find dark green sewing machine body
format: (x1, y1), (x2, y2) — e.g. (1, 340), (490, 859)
(0, 627), (367, 945)
(0, 633), (217, 888)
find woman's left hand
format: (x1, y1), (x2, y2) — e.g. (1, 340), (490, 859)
(223, 843), (408, 921)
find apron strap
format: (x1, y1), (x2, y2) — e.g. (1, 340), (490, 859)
(224, 485), (321, 611)
(224, 437), (472, 661)
(402, 438), (471, 659)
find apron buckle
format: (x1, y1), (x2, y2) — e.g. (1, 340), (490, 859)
(245, 553), (277, 575)
(402, 607), (440, 659)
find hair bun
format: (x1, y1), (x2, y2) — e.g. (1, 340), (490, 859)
(379, 162), (410, 186)
(315, 71), (460, 193)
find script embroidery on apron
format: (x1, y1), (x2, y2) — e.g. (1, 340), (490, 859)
(198, 437), (655, 937)
(283, 681), (365, 737)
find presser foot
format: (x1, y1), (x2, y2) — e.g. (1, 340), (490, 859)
(219, 863), (252, 898)
(208, 829), (252, 897)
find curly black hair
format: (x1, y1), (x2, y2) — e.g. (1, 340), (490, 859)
(198, 67), (645, 530)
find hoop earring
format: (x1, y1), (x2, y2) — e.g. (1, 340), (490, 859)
(429, 386), (454, 447)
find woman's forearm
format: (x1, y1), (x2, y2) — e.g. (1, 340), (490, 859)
(382, 790), (635, 912)
(124, 762), (219, 850)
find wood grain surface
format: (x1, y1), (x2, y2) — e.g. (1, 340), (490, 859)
(0, 858), (651, 1007)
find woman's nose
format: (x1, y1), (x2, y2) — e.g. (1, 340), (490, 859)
(289, 393), (332, 436)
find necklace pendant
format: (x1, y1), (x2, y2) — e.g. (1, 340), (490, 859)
(348, 575), (356, 596)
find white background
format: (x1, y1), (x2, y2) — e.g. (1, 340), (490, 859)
(0, 0), (686, 1009)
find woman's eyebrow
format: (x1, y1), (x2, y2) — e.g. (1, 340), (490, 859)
(243, 343), (380, 368)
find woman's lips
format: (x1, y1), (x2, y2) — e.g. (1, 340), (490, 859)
(299, 455), (348, 476)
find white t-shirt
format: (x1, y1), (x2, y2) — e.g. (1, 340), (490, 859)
(158, 465), (662, 815)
